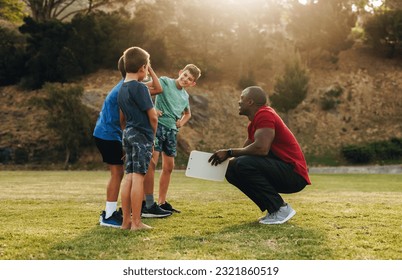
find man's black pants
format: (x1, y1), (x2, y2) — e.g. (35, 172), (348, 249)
(225, 155), (307, 213)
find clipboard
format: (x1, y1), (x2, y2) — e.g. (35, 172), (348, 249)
(185, 150), (229, 181)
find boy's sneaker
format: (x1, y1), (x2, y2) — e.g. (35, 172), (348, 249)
(141, 202), (172, 218)
(159, 201), (181, 213)
(259, 203), (296, 225)
(99, 208), (123, 228)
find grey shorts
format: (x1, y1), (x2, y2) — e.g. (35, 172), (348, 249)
(122, 127), (153, 174)
(154, 124), (177, 157)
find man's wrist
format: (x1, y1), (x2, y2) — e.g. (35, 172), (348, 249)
(227, 148), (233, 157)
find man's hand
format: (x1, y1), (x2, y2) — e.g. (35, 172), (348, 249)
(208, 149), (230, 166)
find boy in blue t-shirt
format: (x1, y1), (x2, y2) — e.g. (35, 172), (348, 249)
(143, 64), (201, 214)
(93, 56), (125, 228)
(117, 46), (161, 230)
(94, 54), (165, 228)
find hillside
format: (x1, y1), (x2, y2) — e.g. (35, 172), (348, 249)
(0, 46), (401, 168)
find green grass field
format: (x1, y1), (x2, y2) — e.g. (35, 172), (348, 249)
(0, 171), (401, 260)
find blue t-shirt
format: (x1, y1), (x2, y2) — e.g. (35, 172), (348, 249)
(155, 76), (190, 131)
(117, 80), (154, 141)
(93, 79), (124, 141)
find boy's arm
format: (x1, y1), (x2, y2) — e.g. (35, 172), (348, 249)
(145, 65), (163, 96)
(147, 108), (158, 137)
(119, 109), (126, 130)
(176, 108), (191, 129)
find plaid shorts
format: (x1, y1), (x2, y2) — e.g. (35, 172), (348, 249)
(122, 127), (153, 174)
(154, 124), (177, 157)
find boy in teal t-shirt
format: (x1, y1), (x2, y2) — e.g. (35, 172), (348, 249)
(143, 64), (201, 214)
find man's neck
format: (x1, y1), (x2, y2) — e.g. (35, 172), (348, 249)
(248, 106), (265, 121)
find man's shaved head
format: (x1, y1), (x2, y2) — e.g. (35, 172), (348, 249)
(242, 86), (267, 107)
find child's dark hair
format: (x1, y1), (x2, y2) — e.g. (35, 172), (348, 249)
(123, 47), (150, 73)
(118, 55), (126, 78)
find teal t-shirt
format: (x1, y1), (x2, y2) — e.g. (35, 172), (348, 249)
(155, 76), (190, 131)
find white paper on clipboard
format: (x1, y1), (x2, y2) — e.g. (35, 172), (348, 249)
(185, 150), (229, 181)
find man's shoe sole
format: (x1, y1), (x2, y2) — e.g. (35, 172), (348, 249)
(259, 209), (296, 225)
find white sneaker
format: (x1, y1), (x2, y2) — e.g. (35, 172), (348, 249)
(259, 203), (296, 225)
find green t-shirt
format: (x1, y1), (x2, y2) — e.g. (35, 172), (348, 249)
(155, 76), (190, 131)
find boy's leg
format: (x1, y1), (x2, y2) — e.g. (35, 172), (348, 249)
(158, 153), (174, 205)
(105, 164), (124, 217)
(143, 151), (160, 206)
(121, 173), (132, 229)
(130, 173), (151, 230)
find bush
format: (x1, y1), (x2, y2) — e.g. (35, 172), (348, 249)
(364, 10), (402, 58)
(30, 83), (94, 168)
(19, 17), (72, 89)
(0, 26), (26, 86)
(341, 145), (373, 164)
(342, 138), (402, 164)
(271, 60), (309, 113)
(320, 84), (343, 111)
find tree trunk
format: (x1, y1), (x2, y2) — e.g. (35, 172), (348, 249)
(64, 147), (70, 170)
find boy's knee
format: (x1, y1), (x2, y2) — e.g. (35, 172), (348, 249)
(163, 164), (174, 173)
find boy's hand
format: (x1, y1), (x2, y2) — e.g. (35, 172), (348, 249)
(176, 119), (182, 128)
(157, 110), (163, 117)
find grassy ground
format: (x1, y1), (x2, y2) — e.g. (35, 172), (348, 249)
(0, 171), (401, 260)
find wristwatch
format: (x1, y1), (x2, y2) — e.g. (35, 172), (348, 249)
(227, 149), (233, 157)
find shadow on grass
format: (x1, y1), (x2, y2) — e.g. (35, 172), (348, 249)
(169, 221), (335, 260)
(46, 221), (334, 260)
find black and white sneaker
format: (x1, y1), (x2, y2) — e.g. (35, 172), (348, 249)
(159, 201), (181, 213)
(141, 202), (172, 218)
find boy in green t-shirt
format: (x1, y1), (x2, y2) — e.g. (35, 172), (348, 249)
(143, 64), (201, 215)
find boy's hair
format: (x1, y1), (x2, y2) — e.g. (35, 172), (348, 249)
(182, 64), (201, 81)
(118, 55), (126, 78)
(123, 47), (150, 74)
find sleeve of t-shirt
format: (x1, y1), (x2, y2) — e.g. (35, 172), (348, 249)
(134, 84), (154, 111)
(159, 76), (169, 90)
(254, 110), (276, 130)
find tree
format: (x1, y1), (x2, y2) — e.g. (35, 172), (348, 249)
(364, 10), (402, 58)
(30, 83), (93, 168)
(19, 17), (72, 88)
(287, 0), (356, 60)
(0, 26), (26, 85)
(21, 0), (129, 22)
(271, 58), (309, 124)
(0, 0), (26, 23)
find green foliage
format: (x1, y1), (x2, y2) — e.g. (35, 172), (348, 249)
(0, 0), (26, 23)
(271, 60), (309, 113)
(19, 17), (72, 89)
(287, 0), (356, 57)
(0, 26), (26, 85)
(17, 11), (146, 88)
(342, 138), (402, 164)
(363, 10), (402, 58)
(22, 0), (128, 22)
(30, 83), (93, 167)
(67, 11), (134, 73)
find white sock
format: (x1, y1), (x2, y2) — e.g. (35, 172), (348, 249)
(105, 201), (117, 219)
